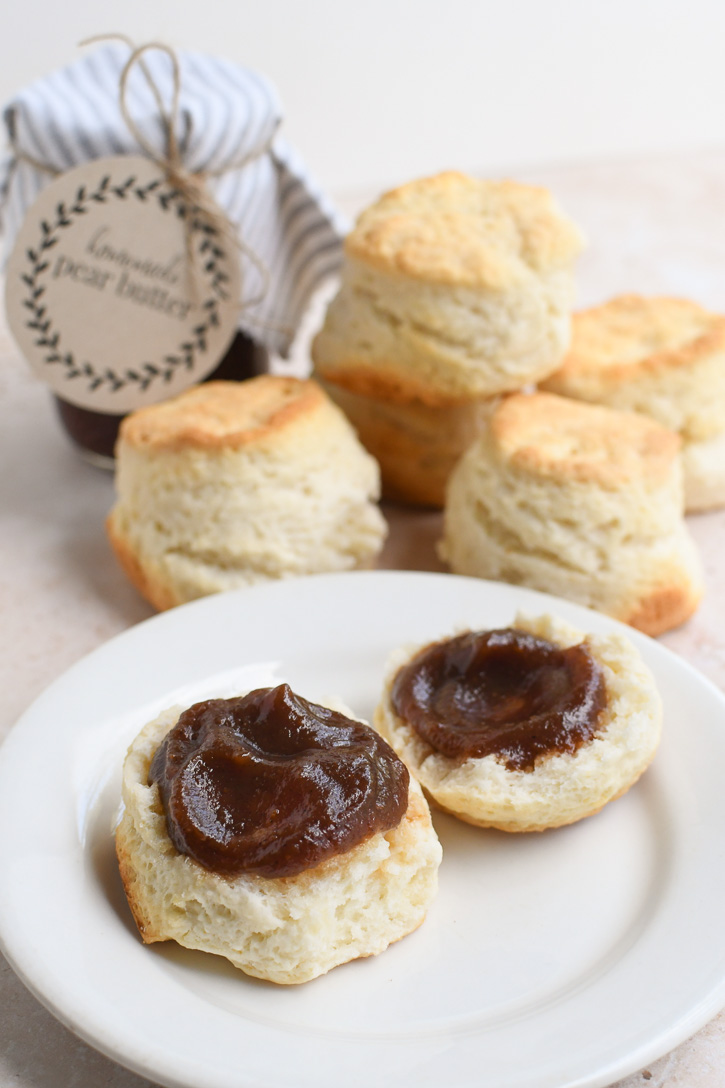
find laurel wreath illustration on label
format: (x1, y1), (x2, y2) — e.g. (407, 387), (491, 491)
(19, 173), (229, 396)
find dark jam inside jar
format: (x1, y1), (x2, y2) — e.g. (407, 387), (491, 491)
(55, 330), (268, 467)
(149, 684), (410, 879)
(391, 628), (607, 772)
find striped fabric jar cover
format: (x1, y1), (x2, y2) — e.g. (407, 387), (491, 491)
(0, 41), (346, 356)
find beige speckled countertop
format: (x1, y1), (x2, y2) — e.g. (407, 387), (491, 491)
(2, 151), (725, 1088)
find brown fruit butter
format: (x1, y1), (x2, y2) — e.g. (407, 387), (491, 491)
(391, 628), (607, 773)
(149, 684), (410, 878)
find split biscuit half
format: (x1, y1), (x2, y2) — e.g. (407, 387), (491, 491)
(116, 702), (442, 985)
(375, 613), (662, 832)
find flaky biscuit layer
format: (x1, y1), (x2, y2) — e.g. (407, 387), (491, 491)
(318, 379), (495, 507)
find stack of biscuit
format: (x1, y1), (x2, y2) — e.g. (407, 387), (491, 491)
(311, 172), (711, 634)
(312, 171), (585, 506)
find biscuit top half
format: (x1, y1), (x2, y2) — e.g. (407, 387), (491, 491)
(491, 392), (680, 488)
(547, 295), (725, 390)
(118, 377), (329, 452)
(344, 172), (585, 290)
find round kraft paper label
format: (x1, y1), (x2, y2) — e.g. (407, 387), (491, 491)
(5, 155), (241, 413)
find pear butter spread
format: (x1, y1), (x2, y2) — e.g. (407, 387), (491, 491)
(391, 628), (606, 772)
(149, 683), (410, 878)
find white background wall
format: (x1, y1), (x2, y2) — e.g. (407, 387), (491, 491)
(1, 0), (724, 196)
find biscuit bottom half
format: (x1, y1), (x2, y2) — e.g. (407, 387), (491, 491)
(116, 707), (442, 985)
(375, 613), (662, 833)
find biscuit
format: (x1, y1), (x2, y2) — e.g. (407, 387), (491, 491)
(374, 613), (662, 832)
(541, 294), (725, 512)
(681, 429), (725, 513)
(439, 392), (703, 636)
(116, 700), (442, 985)
(313, 172), (585, 406)
(318, 378), (494, 507)
(106, 377), (387, 610)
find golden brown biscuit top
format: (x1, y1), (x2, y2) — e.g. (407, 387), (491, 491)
(491, 392), (680, 488)
(551, 295), (725, 386)
(118, 377), (326, 452)
(345, 172), (584, 290)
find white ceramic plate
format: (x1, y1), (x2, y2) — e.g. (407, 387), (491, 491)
(2, 571), (725, 1088)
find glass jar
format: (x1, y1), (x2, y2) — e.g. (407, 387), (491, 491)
(54, 331), (269, 468)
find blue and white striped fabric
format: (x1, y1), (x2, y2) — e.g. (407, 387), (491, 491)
(0, 41), (346, 355)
